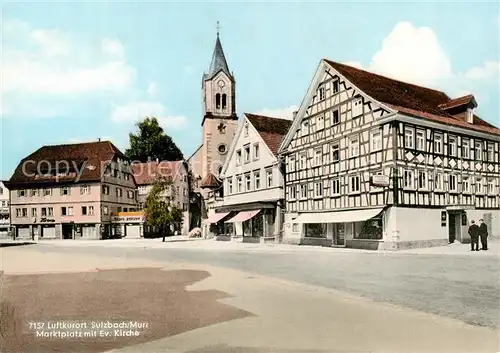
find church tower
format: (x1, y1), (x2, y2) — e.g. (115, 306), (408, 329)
(200, 26), (238, 179)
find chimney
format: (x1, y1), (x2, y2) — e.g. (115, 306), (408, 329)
(292, 110), (298, 119)
(97, 138), (101, 142)
(466, 108), (474, 124)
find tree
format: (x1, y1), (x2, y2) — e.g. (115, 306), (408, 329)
(125, 117), (184, 162)
(143, 177), (184, 241)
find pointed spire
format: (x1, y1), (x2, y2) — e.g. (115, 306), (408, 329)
(207, 22), (231, 79)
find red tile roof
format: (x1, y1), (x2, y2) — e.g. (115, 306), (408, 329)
(324, 59), (500, 136)
(131, 161), (184, 186)
(245, 113), (293, 155)
(8, 141), (124, 186)
(438, 94), (476, 111)
(200, 173), (221, 189)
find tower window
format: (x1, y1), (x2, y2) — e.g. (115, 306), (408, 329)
(222, 94), (227, 110)
(216, 93), (221, 109)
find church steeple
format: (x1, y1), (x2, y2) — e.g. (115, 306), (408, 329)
(206, 23), (232, 80)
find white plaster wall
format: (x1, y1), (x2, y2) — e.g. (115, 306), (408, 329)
(283, 213), (302, 244)
(385, 207), (448, 242)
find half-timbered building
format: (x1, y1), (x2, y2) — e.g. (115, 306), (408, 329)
(278, 59), (500, 250)
(202, 114), (291, 242)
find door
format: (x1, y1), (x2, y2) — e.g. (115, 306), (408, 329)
(333, 223), (346, 247)
(125, 225), (141, 239)
(62, 224), (73, 239)
(42, 225), (56, 239)
(448, 214), (456, 243)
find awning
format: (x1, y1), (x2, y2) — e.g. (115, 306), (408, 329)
(294, 208), (384, 224)
(203, 212), (230, 224)
(225, 210), (261, 223)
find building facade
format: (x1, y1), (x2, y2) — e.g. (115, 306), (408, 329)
(279, 59), (500, 250)
(0, 181), (10, 238)
(131, 160), (190, 235)
(187, 30), (239, 228)
(203, 114), (291, 241)
(6, 141), (138, 240)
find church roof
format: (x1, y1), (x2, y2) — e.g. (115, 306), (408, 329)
(206, 34), (231, 80)
(245, 113), (293, 156)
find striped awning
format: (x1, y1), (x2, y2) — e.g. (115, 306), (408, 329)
(225, 210), (261, 223)
(203, 212), (230, 224)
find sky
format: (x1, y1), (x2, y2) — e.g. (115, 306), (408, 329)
(1, 1), (499, 180)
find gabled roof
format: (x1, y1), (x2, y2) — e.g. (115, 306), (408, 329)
(205, 34), (231, 81)
(438, 94), (477, 110)
(245, 113), (292, 155)
(131, 160), (184, 186)
(200, 173), (221, 189)
(8, 141), (124, 186)
(324, 60), (500, 135)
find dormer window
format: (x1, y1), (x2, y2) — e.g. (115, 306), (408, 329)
(467, 108), (474, 124)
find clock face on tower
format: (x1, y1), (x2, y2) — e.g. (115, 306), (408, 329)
(218, 80), (225, 88)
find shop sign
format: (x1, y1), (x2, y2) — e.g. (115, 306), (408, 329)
(40, 217), (55, 223)
(112, 216), (143, 223)
(370, 174), (390, 187)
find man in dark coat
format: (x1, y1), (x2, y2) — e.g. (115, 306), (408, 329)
(479, 219), (488, 250)
(468, 220), (480, 251)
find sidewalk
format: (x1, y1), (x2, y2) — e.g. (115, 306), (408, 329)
(37, 236), (500, 257)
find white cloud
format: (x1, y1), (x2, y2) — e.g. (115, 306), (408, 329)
(255, 105), (299, 120)
(147, 82), (157, 97)
(111, 101), (188, 129)
(464, 61), (500, 80)
(1, 19), (136, 118)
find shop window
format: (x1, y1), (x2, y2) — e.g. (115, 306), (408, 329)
(353, 217), (383, 240)
(304, 223), (326, 238)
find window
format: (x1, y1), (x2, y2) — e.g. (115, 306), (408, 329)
(463, 177), (470, 193)
(349, 137), (359, 158)
(0, 187), (2, 195)
(16, 208), (21, 218)
(254, 171), (260, 189)
(103, 206), (109, 215)
(371, 130), (382, 151)
(244, 123), (249, 137)
(404, 170), (414, 189)
(405, 128), (414, 149)
(290, 185), (297, 200)
(331, 143), (340, 162)
(61, 207), (67, 216)
(301, 121), (309, 135)
(30, 189), (38, 197)
(449, 174), (458, 192)
(236, 150), (242, 166)
(89, 206), (94, 215)
(244, 145), (250, 163)
(487, 144), (494, 162)
(218, 144), (227, 155)
(332, 80), (339, 94)
(102, 185), (110, 195)
(332, 178), (340, 195)
(418, 171), (427, 189)
(434, 134), (443, 154)
(332, 109), (340, 125)
(317, 115), (325, 130)
(222, 94), (227, 110)
(80, 185), (90, 194)
(117, 207), (122, 212)
(43, 188), (52, 196)
(245, 174), (251, 191)
(462, 139), (470, 159)
(41, 208), (47, 216)
(216, 93), (221, 109)
(116, 188), (122, 197)
(128, 190), (134, 199)
(228, 178), (233, 194)
(31, 208), (37, 217)
(61, 187), (70, 195)
(475, 141), (482, 160)
(318, 85), (325, 101)
(123, 172), (129, 180)
(300, 184), (307, 198)
(266, 169), (273, 187)
(299, 153), (307, 169)
(352, 97), (363, 117)
(237, 176), (242, 192)
(488, 178), (495, 194)
(17, 189), (26, 197)
(253, 143), (260, 160)
(288, 156), (295, 172)
(314, 148), (322, 167)
(314, 182), (323, 198)
(416, 130), (425, 151)
(82, 206), (87, 215)
(475, 177), (483, 194)
(449, 136), (457, 156)
(350, 175), (360, 193)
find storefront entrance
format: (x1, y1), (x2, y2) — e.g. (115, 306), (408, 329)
(332, 223), (346, 247)
(448, 212), (462, 243)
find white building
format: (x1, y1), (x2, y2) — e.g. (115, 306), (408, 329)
(203, 114), (291, 242)
(279, 59), (500, 250)
(0, 181), (11, 238)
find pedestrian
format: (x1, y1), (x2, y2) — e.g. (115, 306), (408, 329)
(478, 219), (488, 250)
(468, 220), (480, 251)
